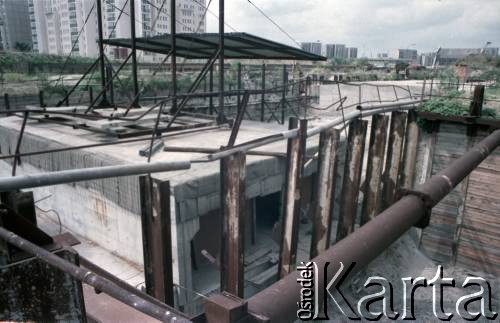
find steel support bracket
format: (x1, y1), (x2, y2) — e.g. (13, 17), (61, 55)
(204, 292), (250, 323)
(397, 188), (433, 229)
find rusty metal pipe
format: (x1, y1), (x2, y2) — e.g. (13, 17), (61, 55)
(0, 226), (191, 322)
(247, 129), (500, 323)
(0, 161), (190, 191)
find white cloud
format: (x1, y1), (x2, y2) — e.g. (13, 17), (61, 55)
(206, 0), (500, 57)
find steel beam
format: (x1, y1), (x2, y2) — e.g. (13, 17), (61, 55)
(336, 118), (368, 241)
(96, 0), (109, 107)
(237, 63), (242, 109)
(281, 64), (287, 124)
(217, 0), (225, 123)
(139, 176), (174, 305)
(245, 129), (500, 323)
(382, 111), (407, 209)
(170, 0), (177, 113)
(209, 65), (214, 115)
(261, 64), (266, 122)
(360, 114), (389, 224)
(220, 152), (246, 297)
(278, 118), (307, 278)
(310, 128), (340, 258)
(401, 109), (419, 189)
(130, 0), (139, 107)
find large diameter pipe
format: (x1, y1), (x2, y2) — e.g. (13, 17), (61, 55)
(247, 129), (500, 323)
(0, 161), (190, 191)
(0, 227), (191, 322)
(417, 129), (500, 206)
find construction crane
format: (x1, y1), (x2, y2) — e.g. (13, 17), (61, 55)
(480, 41), (492, 54)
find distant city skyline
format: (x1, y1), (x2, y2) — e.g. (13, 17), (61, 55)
(206, 0), (500, 57)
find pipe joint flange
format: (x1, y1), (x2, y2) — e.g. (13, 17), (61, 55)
(397, 188), (433, 229)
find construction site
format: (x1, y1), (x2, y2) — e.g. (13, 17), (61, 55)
(1, 0), (500, 322)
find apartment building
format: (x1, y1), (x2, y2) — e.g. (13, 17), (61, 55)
(347, 47), (357, 59)
(28, 0), (206, 59)
(396, 48), (418, 62)
(325, 43), (357, 59)
(0, 0), (32, 51)
(301, 41), (322, 56)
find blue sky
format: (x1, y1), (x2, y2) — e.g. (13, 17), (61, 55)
(206, 0), (500, 57)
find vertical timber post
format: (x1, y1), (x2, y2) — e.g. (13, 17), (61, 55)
(360, 115), (388, 225)
(96, 0), (109, 107)
(139, 176), (174, 306)
(130, 0), (139, 107)
(335, 119), (368, 241)
(381, 111), (407, 210)
(401, 109), (419, 189)
(220, 151), (246, 297)
(260, 64), (265, 122)
(278, 118), (307, 278)
(310, 128), (340, 258)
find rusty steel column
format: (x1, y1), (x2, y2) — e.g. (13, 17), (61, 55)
(381, 111), (407, 209)
(260, 64), (266, 122)
(139, 176), (174, 306)
(278, 118), (307, 278)
(245, 129), (500, 323)
(361, 114), (389, 225)
(469, 85), (485, 117)
(336, 119), (368, 241)
(220, 151), (246, 297)
(310, 128), (340, 259)
(401, 109), (419, 189)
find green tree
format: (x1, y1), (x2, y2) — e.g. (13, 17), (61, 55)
(14, 42), (31, 52)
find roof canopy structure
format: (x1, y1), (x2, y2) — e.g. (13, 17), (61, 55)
(102, 32), (327, 61)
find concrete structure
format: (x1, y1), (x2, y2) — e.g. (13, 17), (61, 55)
(301, 41), (322, 56)
(438, 47), (499, 65)
(0, 115), (325, 313)
(334, 44), (346, 58)
(28, 0), (206, 59)
(377, 53), (389, 58)
(0, 0), (32, 51)
(396, 48), (418, 62)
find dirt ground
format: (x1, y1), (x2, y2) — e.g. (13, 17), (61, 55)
(322, 231), (500, 322)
